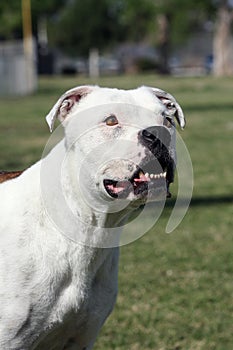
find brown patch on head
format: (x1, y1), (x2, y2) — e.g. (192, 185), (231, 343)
(0, 170), (24, 183)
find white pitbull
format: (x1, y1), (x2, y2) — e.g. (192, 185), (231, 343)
(0, 86), (185, 350)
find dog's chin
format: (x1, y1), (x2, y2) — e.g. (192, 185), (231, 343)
(103, 167), (171, 203)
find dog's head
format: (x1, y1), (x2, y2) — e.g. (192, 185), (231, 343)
(46, 85), (185, 206)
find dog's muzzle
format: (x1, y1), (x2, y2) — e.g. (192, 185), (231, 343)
(103, 126), (175, 201)
(139, 126), (174, 180)
(138, 126), (175, 196)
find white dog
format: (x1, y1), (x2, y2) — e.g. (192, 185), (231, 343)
(0, 86), (185, 350)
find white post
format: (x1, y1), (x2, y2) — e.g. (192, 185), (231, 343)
(89, 48), (100, 78)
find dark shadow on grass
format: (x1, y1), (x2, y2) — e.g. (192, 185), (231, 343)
(165, 195), (233, 208)
(185, 103), (233, 113)
(129, 195), (233, 226)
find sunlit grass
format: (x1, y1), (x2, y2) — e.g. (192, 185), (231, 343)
(0, 74), (232, 349)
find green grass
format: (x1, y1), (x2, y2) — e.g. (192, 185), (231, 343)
(0, 74), (232, 349)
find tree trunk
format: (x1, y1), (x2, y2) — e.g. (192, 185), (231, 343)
(213, 0), (233, 76)
(157, 14), (170, 75)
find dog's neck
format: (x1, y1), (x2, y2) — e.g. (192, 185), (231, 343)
(40, 140), (134, 248)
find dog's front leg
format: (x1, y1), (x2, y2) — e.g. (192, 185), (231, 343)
(62, 248), (119, 350)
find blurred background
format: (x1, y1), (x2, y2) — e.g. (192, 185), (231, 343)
(0, 1), (233, 350)
(1, 0), (233, 95)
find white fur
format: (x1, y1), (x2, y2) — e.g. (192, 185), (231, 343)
(0, 86), (183, 349)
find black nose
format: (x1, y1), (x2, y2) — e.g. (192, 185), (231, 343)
(140, 126), (171, 149)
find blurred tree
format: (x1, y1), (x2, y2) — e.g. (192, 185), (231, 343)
(153, 0), (216, 74)
(213, 0), (233, 75)
(154, 0), (233, 76)
(0, 0), (65, 40)
(156, 13), (171, 74)
(117, 0), (156, 42)
(50, 0), (123, 56)
(0, 0), (232, 75)
(0, 2), (22, 39)
(49, 0), (157, 56)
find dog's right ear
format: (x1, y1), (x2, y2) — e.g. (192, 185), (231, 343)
(148, 87), (186, 130)
(45, 85), (97, 132)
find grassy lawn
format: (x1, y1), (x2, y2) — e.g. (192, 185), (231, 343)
(0, 74), (232, 349)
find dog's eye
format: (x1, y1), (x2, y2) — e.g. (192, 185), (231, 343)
(164, 101), (176, 115)
(105, 115), (118, 126)
(166, 102), (175, 109)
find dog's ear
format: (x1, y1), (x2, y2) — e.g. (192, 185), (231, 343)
(45, 85), (97, 132)
(148, 87), (186, 129)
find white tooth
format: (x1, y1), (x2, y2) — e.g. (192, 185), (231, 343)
(145, 172), (149, 178)
(150, 174), (154, 179)
(154, 174), (158, 179)
(163, 172), (167, 177)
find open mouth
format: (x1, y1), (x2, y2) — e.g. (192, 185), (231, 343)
(103, 166), (170, 200)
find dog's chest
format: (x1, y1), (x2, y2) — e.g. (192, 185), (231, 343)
(32, 246), (119, 349)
